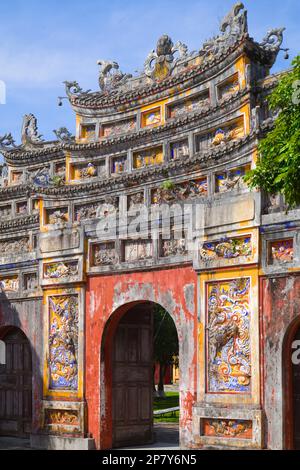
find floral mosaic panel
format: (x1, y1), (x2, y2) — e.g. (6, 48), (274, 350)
(206, 278), (251, 393)
(49, 295), (79, 391)
(200, 236), (252, 261)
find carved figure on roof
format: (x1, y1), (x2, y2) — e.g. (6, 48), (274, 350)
(97, 60), (132, 92)
(21, 113), (44, 147)
(53, 127), (75, 142)
(259, 28), (285, 52)
(64, 81), (91, 98)
(144, 34), (188, 81)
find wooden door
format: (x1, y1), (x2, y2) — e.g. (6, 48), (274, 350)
(293, 327), (300, 449)
(0, 329), (32, 437)
(112, 305), (153, 447)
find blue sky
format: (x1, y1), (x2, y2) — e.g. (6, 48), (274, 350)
(0, 0), (299, 147)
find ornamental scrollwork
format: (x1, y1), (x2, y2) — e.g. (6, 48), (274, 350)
(144, 34), (188, 81)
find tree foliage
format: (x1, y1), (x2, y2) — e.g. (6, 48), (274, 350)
(153, 305), (178, 366)
(153, 305), (178, 395)
(245, 55), (300, 207)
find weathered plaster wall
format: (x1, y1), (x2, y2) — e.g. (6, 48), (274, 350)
(260, 274), (300, 449)
(0, 295), (43, 433)
(85, 265), (197, 449)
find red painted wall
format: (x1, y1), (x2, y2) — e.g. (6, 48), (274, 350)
(85, 266), (197, 449)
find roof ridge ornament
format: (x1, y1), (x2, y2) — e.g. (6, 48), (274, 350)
(0, 133), (19, 151)
(97, 60), (133, 92)
(259, 27), (289, 60)
(21, 113), (44, 147)
(144, 34), (188, 81)
(53, 127), (75, 143)
(64, 80), (91, 98)
(200, 2), (248, 59)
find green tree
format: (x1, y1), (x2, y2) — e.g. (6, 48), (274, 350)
(153, 305), (178, 397)
(245, 55), (300, 207)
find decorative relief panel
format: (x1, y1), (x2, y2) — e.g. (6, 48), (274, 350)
(168, 91), (209, 119)
(127, 192), (145, 211)
(170, 139), (189, 160)
(196, 119), (244, 152)
(16, 201), (28, 216)
(0, 276), (19, 293)
(91, 242), (118, 266)
(48, 295), (78, 391)
(160, 237), (187, 257)
(45, 408), (79, 427)
(75, 197), (118, 222)
(0, 204), (12, 220)
(71, 162), (98, 180)
(0, 237), (30, 255)
(202, 418), (252, 439)
(111, 155), (127, 174)
(45, 207), (69, 225)
(23, 272), (38, 291)
(206, 278), (251, 393)
(217, 73), (240, 103)
(152, 178), (207, 204)
(101, 118), (136, 138)
(44, 261), (79, 281)
(133, 146), (163, 169)
(211, 121), (245, 147)
(123, 239), (152, 262)
(81, 124), (96, 141)
(215, 165), (250, 193)
(268, 239), (294, 265)
(141, 107), (161, 128)
(200, 236), (252, 261)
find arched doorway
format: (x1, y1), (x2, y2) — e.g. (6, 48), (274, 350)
(284, 320), (300, 449)
(102, 301), (179, 448)
(0, 327), (32, 437)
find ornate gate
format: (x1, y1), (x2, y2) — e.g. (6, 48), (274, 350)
(0, 328), (32, 437)
(112, 304), (153, 447)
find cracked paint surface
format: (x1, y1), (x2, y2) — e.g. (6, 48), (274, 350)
(85, 266), (197, 449)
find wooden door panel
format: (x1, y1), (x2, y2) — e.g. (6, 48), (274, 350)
(112, 305), (153, 447)
(0, 329), (32, 437)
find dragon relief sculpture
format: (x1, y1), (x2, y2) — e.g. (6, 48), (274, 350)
(97, 60), (132, 92)
(144, 34), (188, 81)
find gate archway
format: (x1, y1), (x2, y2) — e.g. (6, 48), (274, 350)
(101, 300), (179, 448)
(283, 318), (300, 449)
(0, 327), (32, 437)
